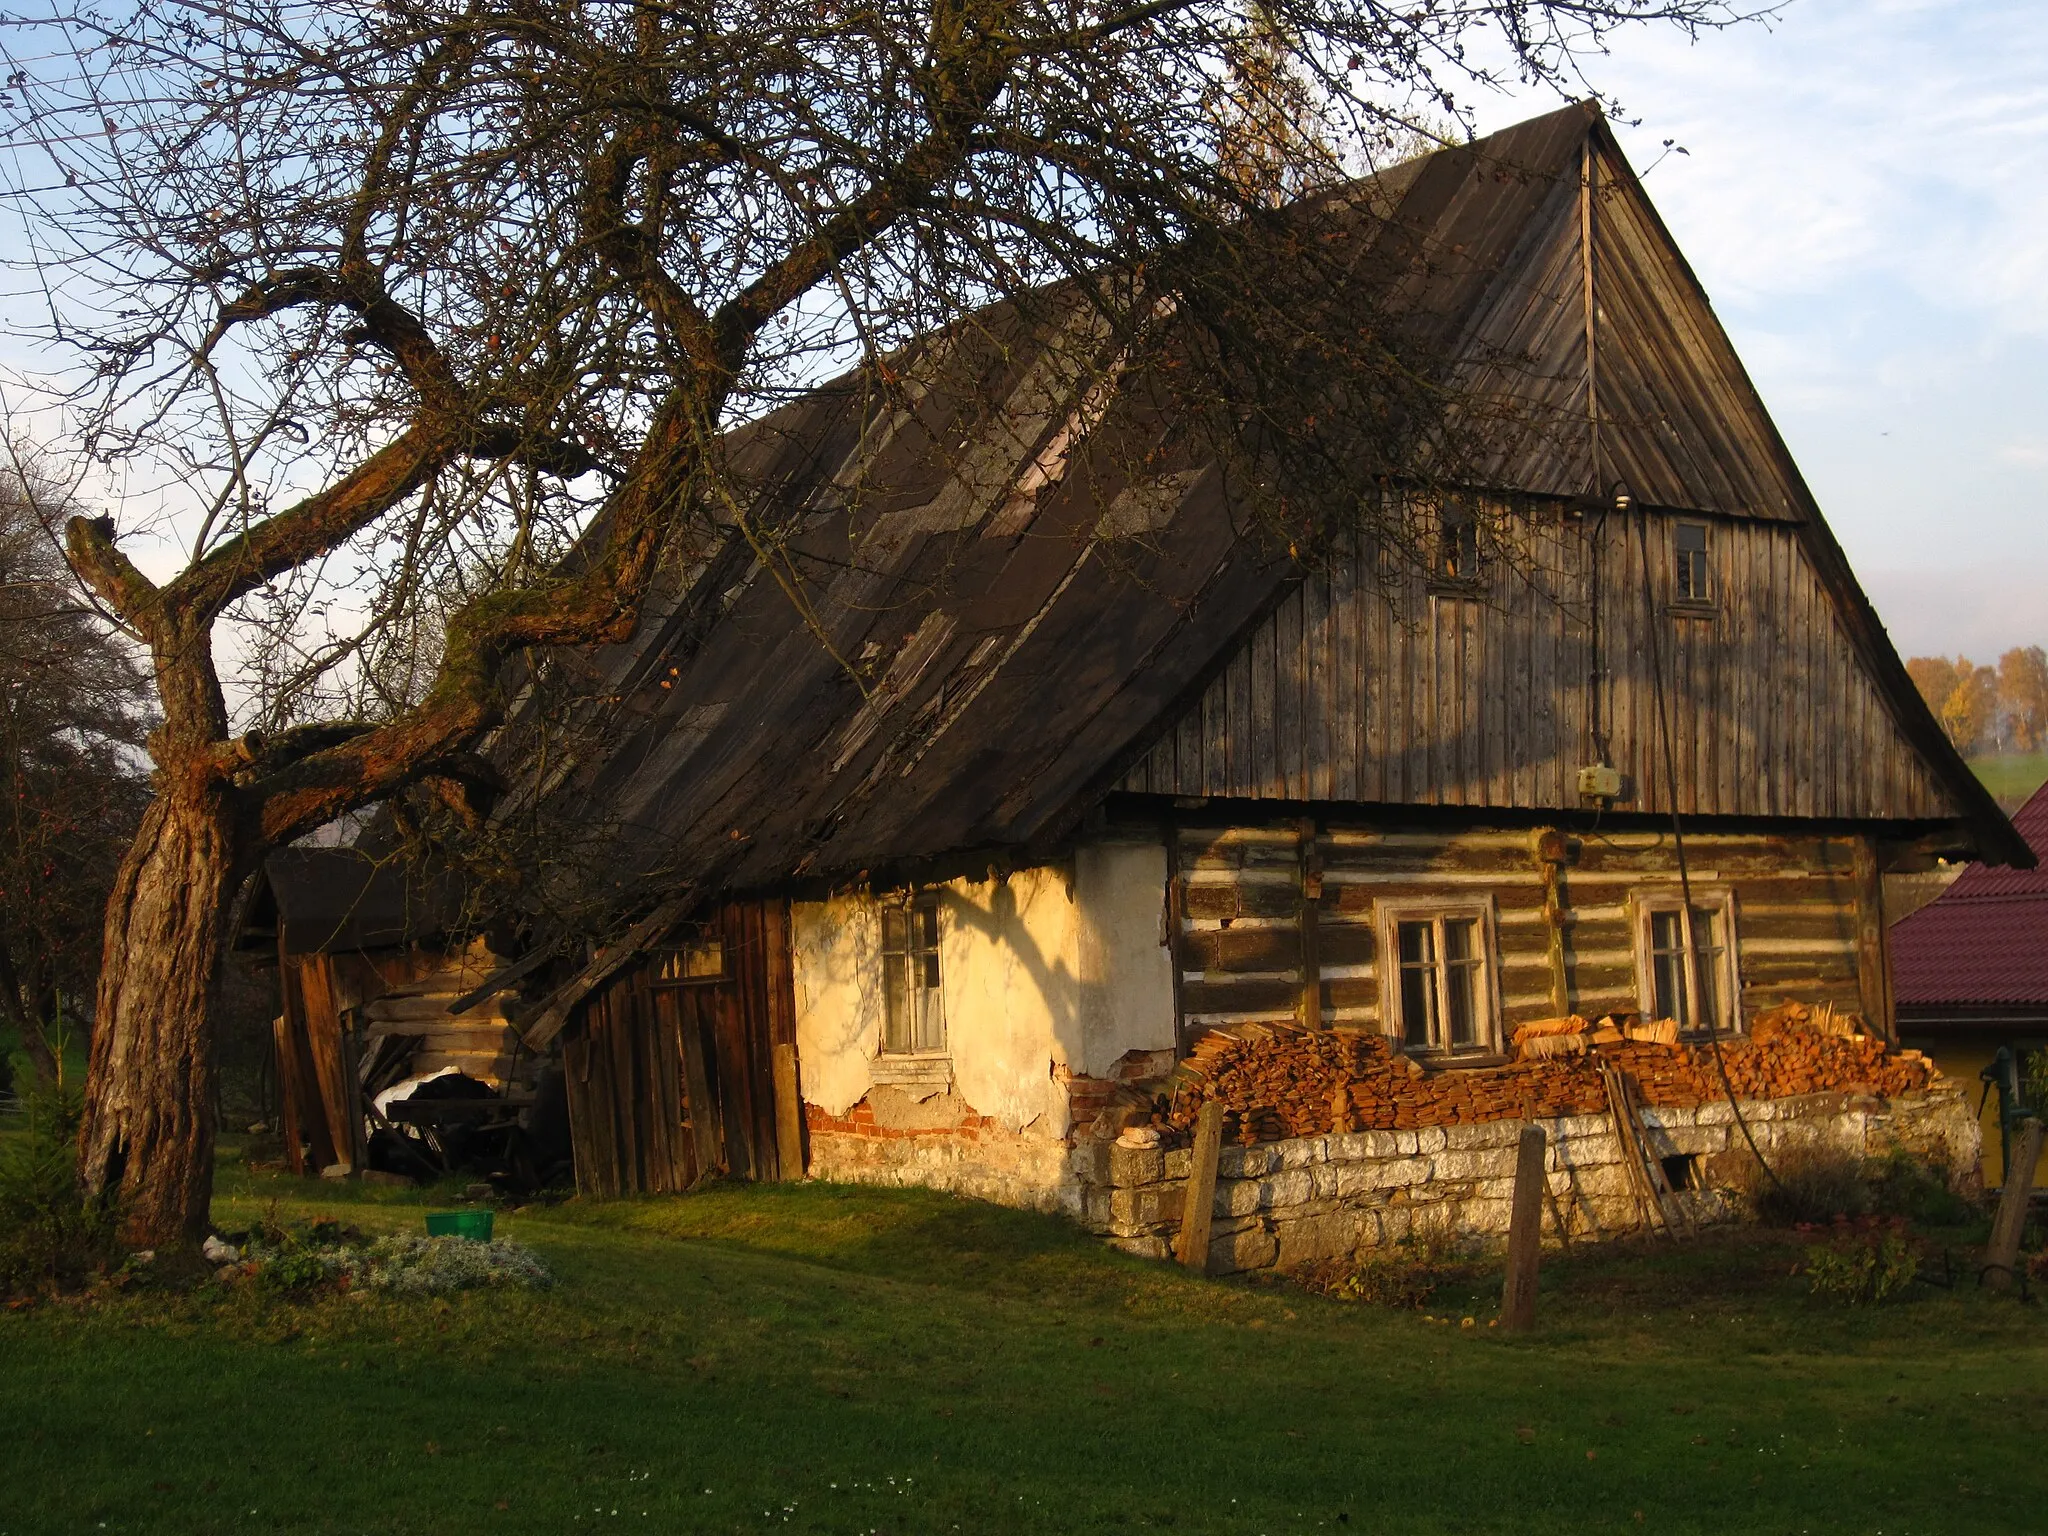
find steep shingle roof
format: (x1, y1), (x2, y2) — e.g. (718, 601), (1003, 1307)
(488, 103), (2020, 927)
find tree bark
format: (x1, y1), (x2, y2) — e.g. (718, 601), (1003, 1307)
(77, 765), (240, 1248)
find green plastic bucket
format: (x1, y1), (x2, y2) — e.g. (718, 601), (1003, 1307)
(425, 1209), (494, 1242)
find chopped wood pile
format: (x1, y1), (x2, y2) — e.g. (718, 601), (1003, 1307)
(1164, 1000), (1938, 1146)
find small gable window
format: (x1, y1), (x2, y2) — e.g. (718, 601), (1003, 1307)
(882, 897), (946, 1054)
(1433, 496), (1482, 589)
(1674, 521), (1711, 605)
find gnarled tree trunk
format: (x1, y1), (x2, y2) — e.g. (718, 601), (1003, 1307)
(77, 762), (240, 1249)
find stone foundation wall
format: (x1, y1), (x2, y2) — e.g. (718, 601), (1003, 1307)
(1070, 1084), (1981, 1274)
(806, 1130), (1079, 1212)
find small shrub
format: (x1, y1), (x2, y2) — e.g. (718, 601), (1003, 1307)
(1802, 1215), (1919, 1305)
(1293, 1225), (1463, 1310)
(1748, 1142), (1873, 1227)
(1866, 1146), (1972, 1226)
(0, 1083), (120, 1297)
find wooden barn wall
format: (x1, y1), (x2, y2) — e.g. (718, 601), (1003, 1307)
(1121, 510), (1954, 824)
(563, 899), (801, 1199)
(1175, 823), (1877, 1040)
(271, 943), (451, 1177)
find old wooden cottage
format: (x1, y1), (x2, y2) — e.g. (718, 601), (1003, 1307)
(271, 103), (2012, 1263)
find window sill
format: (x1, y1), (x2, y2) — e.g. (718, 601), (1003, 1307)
(1664, 601), (1718, 619)
(872, 1053), (952, 1090)
(1418, 1051), (1513, 1072)
(1394, 1048), (1511, 1072)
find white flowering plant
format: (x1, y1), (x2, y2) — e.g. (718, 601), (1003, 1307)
(222, 1218), (554, 1298)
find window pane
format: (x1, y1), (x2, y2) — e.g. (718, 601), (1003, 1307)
(1443, 916), (1481, 1048)
(882, 907), (907, 954)
(1396, 920), (1436, 1049)
(1443, 918), (1482, 1047)
(913, 983), (944, 1053)
(1690, 906), (1723, 1029)
(1676, 523), (1709, 602)
(1649, 909), (1685, 1022)
(883, 951), (909, 1052)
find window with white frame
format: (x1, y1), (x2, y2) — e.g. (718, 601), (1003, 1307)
(881, 896), (945, 1054)
(1377, 902), (1499, 1055)
(1631, 889), (1738, 1034)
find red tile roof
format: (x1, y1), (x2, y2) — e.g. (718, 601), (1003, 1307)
(1893, 780), (2048, 1006)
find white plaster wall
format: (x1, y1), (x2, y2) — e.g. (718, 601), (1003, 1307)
(791, 894), (883, 1118)
(791, 864), (1084, 1135)
(1072, 839), (1176, 1077)
(939, 866), (1077, 1137)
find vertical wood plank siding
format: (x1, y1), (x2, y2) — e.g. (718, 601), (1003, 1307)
(564, 897), (799, 1197)
(1122, 511), (1954, 823)
(1175, 824), (1870, 1037)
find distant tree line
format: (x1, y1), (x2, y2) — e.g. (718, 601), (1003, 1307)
(0, 475), (153, 1088)
(1907, 648), (2048, 758)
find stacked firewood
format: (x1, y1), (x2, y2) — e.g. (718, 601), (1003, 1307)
(1166, 1002), (1938, 1147)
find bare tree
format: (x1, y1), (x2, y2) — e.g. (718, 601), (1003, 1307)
(1, 0), (1746, 1244)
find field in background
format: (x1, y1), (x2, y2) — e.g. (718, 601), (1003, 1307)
(3, 1146), (2047, 1534)
(1969, 752), (2048, 812)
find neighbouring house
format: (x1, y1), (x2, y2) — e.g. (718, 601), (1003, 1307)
(254, 102), (2015, 1269)
(1892, 780), (2048, 1188)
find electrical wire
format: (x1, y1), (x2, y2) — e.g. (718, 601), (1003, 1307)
(1630, 494), (1785, 1196)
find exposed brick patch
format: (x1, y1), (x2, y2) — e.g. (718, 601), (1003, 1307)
(805, 1096), (998, 1141)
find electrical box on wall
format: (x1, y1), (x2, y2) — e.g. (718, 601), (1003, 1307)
(1577, 763), (1623, 800)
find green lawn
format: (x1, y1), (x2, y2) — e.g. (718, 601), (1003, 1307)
(3, 1150), (2046, 1535)
(1968, 752), (2048, 812)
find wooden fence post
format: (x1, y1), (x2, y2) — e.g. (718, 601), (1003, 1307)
(1984, 1117), (2043, 1292)
(1176, 1101), (1226, 1273)
(1500, 1124), (1548, 1331)
(772, 1042), (806, 1182)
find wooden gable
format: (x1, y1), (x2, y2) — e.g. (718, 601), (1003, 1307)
(1448, 126), (1806, 518)
(1118, 505), (1960, 824)
(1119, 120), (1985, 835)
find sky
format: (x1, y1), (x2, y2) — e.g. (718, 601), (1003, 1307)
(1472, 0), (2048, 662)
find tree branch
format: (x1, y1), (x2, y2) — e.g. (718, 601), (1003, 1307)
(64, 515), (163, 637)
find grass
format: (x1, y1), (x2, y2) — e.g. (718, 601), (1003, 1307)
(2, 1142), (2047, 1535)
(1967, 751), (2048, 811)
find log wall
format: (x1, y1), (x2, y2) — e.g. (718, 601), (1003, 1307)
(1174, 821), (1879, 1040)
